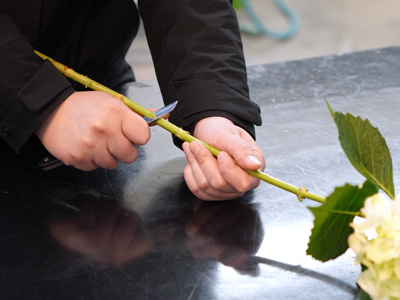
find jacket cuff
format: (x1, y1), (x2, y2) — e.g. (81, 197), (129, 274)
(170, 79), (261, 127)
(168, 79), (261, 148)
(0, 60), (74, 152)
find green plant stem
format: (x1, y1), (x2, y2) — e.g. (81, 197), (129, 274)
(35, 50), (326, 204)
(331, 210), (361, 216)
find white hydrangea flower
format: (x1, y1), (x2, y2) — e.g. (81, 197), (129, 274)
(348, 229), (368, 265)
(357, 194), (392, 232)
(348, 193), (400, 299)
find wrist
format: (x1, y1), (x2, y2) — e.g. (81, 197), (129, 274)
(193, 117), (234, 137)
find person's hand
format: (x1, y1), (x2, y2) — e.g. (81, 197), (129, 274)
(185, 199), (263, 268)
(48, 194), (154, 265)
(35, 91), (151, 171)
(182, 117), (266, 201)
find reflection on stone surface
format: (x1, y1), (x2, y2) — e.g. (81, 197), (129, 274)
(48, 193), (154, 266)
(47, 190), (264, 271)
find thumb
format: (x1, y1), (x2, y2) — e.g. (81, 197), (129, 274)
(219, 133), (263, 171)
(121, 109), (151, 145)
(146, 108), (170, 126)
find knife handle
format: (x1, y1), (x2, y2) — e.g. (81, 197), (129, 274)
(38, 155), (64, 171)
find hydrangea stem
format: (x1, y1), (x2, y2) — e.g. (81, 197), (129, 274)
(35, 51), (326, 204)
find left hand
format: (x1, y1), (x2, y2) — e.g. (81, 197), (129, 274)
(185, 199), (263, 267)
(182, 117), (266, 201)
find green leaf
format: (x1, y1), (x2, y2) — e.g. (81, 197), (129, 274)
(357, 264), (372, 299)
(307, 181), (378, 261)
(358, 289), (372, 300)
(326, 100), (395, 199)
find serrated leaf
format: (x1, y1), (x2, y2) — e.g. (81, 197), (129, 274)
(307, 181), (378, 261)
(326, 101), (395, 199)
(357, 264), (372, 299)
(358, 289), (372, 300)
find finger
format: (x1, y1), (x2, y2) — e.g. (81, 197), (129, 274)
(183, 142), (243, 201)
(93, 151), (118, 170)
(183, 142), (209, 192)
(107, 135), (138, 164)
(183, 142), (212, 199)
(71, 161), (98, 172)
(183, 163), (213, 201)
(183, 148), (234, 201)
(62, 149), (98, 171)
(188, 141), (236, 194)
(186, 239), (225, 260)
(67, 141), (118, 170)
(84, 140), (119, 170)
(186, 205), (221, 236)
(219, 251), (248, 268)
(121, 110), (151, 145)
(218, 151), (261, 193)
(218, 131), (264, 171)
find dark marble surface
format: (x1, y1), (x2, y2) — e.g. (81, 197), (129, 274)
(1, 46), (400, 300)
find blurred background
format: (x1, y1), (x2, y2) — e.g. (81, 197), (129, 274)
(127, 0), (400, 81)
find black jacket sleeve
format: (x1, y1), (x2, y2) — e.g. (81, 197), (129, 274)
(0, 7), (74, 153)
(138, 0), (262, 147)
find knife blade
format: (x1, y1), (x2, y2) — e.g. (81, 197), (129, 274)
(143, 101), (177, 124)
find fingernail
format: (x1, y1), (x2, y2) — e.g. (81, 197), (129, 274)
(247, 155), (261, 166)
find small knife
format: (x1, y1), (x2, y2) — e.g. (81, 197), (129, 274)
(143, 101), (177, 124)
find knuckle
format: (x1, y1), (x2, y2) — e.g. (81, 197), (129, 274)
(103, 160), (118, 170)
(80, 135), (96, 150)
(136, 127), (151, 145)
(197, 156), (208, 166)
(209, 177), (225, 190)
(125, 148), (138, 163)
(69, 152), (86, 164)
(197, 179), (210, 191)
(77, 165), (96, 172)
(190, 185), (201, 196)
(72, 160), (97, 171)
(185, 181), (201, 196)
(253, 180), (261, 189)
(237, 185), (249, 194)
(90, 118), (107, 134)
(183, 164), (191, 177)
(183, 167), (201, 194)
(62, 158), (74, 167)
(218, 161), (230, 174)
(95, 156), (118, 170)
(235, 179), (252, 193)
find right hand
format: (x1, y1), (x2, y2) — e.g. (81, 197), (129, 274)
(35, 91), (151, 171)
(48, 194), (154, 265)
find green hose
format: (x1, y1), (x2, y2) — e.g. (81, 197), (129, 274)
(234, 0), (299, 40)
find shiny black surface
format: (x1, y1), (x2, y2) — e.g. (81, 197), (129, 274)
(1, 46), (400, 299)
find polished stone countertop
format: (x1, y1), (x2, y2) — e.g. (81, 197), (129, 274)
(1, 46), (400, 299)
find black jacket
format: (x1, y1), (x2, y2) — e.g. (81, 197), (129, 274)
(0, 0), (261, 153)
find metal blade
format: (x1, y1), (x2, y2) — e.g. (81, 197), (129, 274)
(143, 101), (178, 124)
